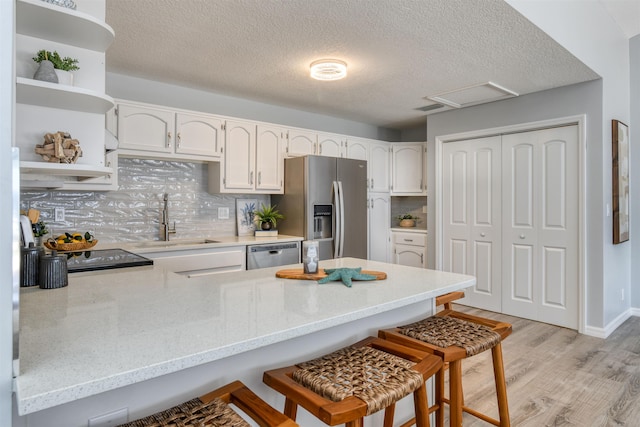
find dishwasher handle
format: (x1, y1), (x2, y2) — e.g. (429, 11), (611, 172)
(268, 250), (282, 255)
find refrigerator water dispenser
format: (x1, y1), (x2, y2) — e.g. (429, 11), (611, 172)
(313, 205), (332, 239)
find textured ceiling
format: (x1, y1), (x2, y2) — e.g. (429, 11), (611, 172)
(105, 0), (599, 130)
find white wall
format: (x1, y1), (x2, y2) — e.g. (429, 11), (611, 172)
(506, 0), (631, 332)
(106, 72), (400, 141)
(630, 34), (640, 310)
(1, 0), (15, 426)
(426, 80), (603, 329)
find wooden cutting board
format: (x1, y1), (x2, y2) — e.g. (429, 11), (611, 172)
(276, 268), (387, 281)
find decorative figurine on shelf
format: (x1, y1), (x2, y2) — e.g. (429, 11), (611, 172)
(35, 131), (82, 163)
(33, 50), (79, 86)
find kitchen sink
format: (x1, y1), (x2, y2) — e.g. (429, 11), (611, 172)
(133, 239), (221, 248)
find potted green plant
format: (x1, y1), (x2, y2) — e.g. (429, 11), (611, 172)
(397, 214), (418, 228)
(33, 50), (80, 85)
(254, 204), (284, 230)
(31, 220), (49, 246)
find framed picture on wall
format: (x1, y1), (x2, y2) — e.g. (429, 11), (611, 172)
(612, 119), (630, 244)
(236, 198), (257, 236)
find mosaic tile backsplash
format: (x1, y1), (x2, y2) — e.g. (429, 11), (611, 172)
(20, 158), (270, 243)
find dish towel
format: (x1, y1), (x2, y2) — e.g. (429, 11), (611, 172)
(317, 267), (376, 287)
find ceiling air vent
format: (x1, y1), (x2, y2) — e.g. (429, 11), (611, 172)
(425, 82), (518, 109)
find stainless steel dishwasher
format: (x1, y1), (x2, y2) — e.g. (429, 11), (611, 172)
(246, 241), (301, 270)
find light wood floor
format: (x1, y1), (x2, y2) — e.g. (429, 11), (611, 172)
(442, 305), (640, 426)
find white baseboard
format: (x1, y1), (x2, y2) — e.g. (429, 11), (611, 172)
(583, 309), (633, 338)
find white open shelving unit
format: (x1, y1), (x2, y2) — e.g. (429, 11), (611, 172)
(15, 0), (116, 187)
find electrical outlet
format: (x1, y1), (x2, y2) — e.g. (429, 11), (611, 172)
(54, 207), (65, 222)
(88, 408), (128, 426)
(422, 205), (427, 213)
(218, 207), (229, 219)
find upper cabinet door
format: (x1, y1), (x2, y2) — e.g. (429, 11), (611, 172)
(117, 103), (174, 153)
(390, 143), (426, 195)
(175, 112), (223, 158)
(369, 141), (390, 192)
(345, 138), (369, 161)
(256, 125), (284, 192)
(317, 133), (344, 158)
(224, 120), (256, 190)
(287, 129), (317, 157)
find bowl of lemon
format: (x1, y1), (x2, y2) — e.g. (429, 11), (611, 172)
(44, 232), (97, 251)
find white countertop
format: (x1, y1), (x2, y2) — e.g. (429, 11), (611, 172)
(15, 258), (474, 415)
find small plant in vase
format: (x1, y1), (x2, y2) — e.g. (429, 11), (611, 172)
(255, 204), (284, 230)
(33, 50), (80, 85)
(397, 214), (418, 228)
(31, 221), (49, 246)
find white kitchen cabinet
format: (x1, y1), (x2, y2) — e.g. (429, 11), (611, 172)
(317, 132), (344, 157)
(369, 141), (390, 192)
(176, 112), (224, 158)
(255, 124), (285, 192)
(368, 192), (390, 262)
(392, 230), (426, 268)
(209, 121), (284, 194)
(344, 138), (369, 161)
(15, 0), (116, 189)
(286, 128), (317, 157)
(116, 101), (223, 161)
(390, 142), (426, 195)
(219, 119), (255, 191)
(117, 103), (174, 153)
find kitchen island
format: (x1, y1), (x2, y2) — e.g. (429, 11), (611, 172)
(14, 258), (475, 427)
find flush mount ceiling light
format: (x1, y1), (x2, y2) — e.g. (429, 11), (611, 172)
(310, 59), (347, 81)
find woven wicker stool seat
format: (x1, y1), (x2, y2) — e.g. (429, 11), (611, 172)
(117, 380), (298, 427)
(263, 336), (443, 427)
(379, 292), (512, 427)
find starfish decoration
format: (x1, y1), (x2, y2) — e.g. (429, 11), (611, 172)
(317, 267), (377, 287)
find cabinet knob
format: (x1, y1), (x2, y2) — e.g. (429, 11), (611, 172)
(167, 132), (172, 148)
(176, 132), (181, 148)
(404, 239), (413, 242)
(250, 171), (254, 185)
(258, 171), (262, 185)
(519, 234), (525, 239)
(480, 232), (486, 237)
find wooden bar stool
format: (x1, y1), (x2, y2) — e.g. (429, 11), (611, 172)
(379, 293), (512, 427)
(117, 380), (298, 427)
(263, 336), (443, 427)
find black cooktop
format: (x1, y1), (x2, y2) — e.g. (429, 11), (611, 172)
(65, 249), (153, 273)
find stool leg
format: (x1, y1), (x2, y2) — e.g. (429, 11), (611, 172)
(491, 343), (510, 427)
(284, 397), (298, 421)
(383, 403), (395, 427)
(413, 383), (431, 427)
(449, 360), (463, 427)
(435, 367), (444, 427)
(347, 419), (364, 427)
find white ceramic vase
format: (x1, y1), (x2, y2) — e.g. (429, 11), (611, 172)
(54, 69), (74, 86)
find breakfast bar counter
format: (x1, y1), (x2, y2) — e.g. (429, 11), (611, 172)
(15, 258), (475, 426)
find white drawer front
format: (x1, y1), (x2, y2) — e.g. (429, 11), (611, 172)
(392, 232), (426, 246)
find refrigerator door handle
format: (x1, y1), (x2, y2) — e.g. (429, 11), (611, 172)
(332, 181), (340, 259)
(337, 181), (345, 258)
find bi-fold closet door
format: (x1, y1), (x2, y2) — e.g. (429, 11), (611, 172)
(442, 126), (578, 329)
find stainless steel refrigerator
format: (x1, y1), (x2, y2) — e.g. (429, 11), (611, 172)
(273, 155), (368, 260)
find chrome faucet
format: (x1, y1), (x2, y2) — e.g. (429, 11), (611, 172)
(161, 193), (177, 241)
